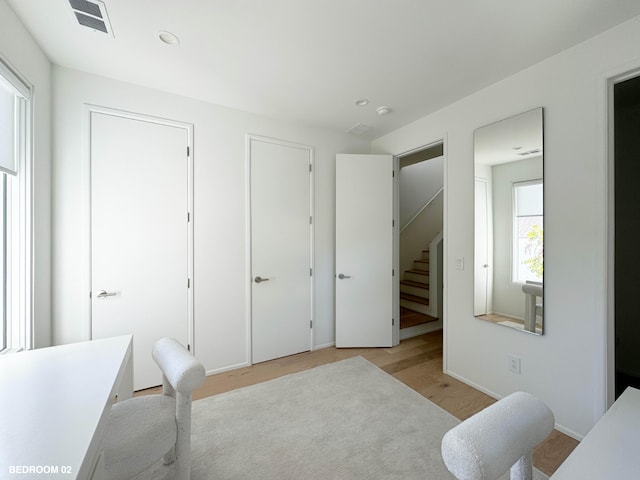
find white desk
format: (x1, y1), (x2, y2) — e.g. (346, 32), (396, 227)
(0, 335), (133, 480)
(551, 386), (640, 479)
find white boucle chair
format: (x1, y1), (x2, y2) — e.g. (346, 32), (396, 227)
(441, 391), (554, 480)
(102, 338), (205, 480)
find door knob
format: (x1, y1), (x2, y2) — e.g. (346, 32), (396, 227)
(254, 276), (270, 283)
(96, 290), (117, 299)
(338, 273), (351, 279)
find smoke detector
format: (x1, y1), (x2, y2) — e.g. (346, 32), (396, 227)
(376, 106), (392, 116)
(69, 0), (114, 36)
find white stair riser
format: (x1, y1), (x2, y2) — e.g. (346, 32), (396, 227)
(421, 251), (429, 261)
(413, 261), (429, 271)
(400, 284), (429, 298)
(400, 299), (431, 315)
(405, 271), (429, 283)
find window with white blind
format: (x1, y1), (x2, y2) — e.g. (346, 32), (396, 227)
(512, 179), (543, 284)
(0, 59), (32, 353)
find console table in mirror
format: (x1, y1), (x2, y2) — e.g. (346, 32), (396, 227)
(474, 108), (544, 335)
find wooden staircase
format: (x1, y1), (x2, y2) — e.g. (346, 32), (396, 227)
(400, 249), (431, 315)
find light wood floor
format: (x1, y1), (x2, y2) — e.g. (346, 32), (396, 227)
(138, 331), (578, 476)
(399, 306), (438, 329)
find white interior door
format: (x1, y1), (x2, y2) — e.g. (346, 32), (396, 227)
(250, 136), (312, 364)
(90, 111), (190, 390)
(336, 154), (394, 347)
(474, 178), (489, 316)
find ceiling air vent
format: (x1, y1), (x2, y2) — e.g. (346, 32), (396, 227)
(347, 123), (371, 136)
(516, 148), (542, 156)
(69, 0), (114, 36)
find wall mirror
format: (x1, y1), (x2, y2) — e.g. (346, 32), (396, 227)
(474, 108), (544, 335)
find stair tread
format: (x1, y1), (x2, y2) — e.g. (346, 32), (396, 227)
(400, 279), (429, 289)
(406, 269), (429, 275)
(414, 259), (429, 265)
(400, 292), (430, 305)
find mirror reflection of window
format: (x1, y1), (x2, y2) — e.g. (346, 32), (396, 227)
(0, 59), (31, 352)
(513, 180), (543, 284)
(473, 107), (544, 335)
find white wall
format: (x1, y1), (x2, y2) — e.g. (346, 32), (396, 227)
(372, 14), (640, 438)
(0, 0), (51, 348)
(399, 156), (443, 228)
(51, 66), (369, 373)
(399, 156), (444, 278)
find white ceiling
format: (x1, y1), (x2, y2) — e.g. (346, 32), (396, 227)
(474, 108), (543, 166)
(7, 0), (640, 139)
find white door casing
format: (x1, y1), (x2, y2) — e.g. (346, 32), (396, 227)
(335, 154), (394, 348)
(90, 109), (192, 390)
(249, 135), (313, 364)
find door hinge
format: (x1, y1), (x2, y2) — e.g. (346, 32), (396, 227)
(187, 344), (191, 352)
(392, 219), (395, 227)
(392, 269), (395, 276)
(310, 215), (312, 225)
(187, 278), (191, 288)
(392, 170), (395, 178)
(187, 212), (190, 222)
(187, 146), (190, 157)
(310, 268), (313, 276)
(309, 164), (312, 173)
(310, 320), (313, 329)
(392, 318), (395, 326)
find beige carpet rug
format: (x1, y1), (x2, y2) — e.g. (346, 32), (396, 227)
(137, 356), (547, 479)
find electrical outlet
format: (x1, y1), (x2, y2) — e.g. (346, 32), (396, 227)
(508, 354), (521, 374)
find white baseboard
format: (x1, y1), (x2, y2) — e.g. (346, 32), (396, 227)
(445, 369), (584, 441)
(205, 361), (250, 377)
(400, 321), (443, 340)
(204, 343), (336, 377)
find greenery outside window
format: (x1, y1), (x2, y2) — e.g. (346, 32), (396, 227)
(512, 179), (543, 284)
(0, 58), (32, 353)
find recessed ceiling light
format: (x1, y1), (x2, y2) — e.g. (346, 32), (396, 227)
(158, 31), (180, 45)
(377, 106), (392, 116)
(355, 98), (369, 107)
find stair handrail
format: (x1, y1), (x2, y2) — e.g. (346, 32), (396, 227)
(400, 187), (444, 233)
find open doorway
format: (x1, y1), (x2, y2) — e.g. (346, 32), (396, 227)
(397, 143), (444, 340)
(612, 71), (640, 399)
